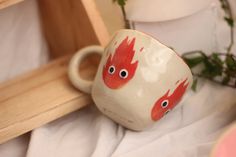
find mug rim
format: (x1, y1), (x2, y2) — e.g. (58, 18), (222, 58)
(113, 29), (192, 74)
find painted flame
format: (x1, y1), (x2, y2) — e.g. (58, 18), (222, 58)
(102, 36), (138, 89)
(151, 78), (189, 121)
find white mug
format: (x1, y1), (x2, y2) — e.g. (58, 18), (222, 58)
(68, 29), (193, 131)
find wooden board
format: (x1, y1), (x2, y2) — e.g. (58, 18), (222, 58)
(38, 0), (109, 58)
(0, 0), (23, 10)
(0, 0), (109, 143)
(0, 54), (102, 144)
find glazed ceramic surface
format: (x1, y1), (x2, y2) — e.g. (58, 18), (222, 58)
(69, 29), (193, 131)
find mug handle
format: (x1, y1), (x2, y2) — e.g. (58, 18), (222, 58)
(68, 45), (104, 94)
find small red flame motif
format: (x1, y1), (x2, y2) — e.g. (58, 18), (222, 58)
(102, 36), (138, 89)
(151, 78), (189, 121)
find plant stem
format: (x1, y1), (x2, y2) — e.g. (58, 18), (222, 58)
(181, 50), (206, 56)
(224, 0), (234, 54)
(193, 73), (236, 88)
(120, 5), (130, 29)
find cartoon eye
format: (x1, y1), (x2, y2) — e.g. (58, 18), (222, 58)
(108, 66), (115, 74)
(119, 69), (128, 79)
(164, 109), (171, 115)
(161, 100), (169, 108)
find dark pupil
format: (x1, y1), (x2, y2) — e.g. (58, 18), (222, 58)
(109, 67), (114, 73)
(121, 71), (127, 77)
(162, 101), (168, 107)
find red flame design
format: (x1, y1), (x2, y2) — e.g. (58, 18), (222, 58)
(102, 36), (138, 89)
(151, 78), (189, 121)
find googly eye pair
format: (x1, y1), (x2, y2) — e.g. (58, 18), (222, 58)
(108, 66), (129, 79)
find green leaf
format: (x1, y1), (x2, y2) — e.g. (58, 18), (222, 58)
(183, 56), (205, 68)
(225, 55), (236, 70)
(211, 53), (223, 65)
(203, 68), (222, 78)
(191, 79), (198, 91)
(222, 75), (230, 85)
(113, 0), (127, 6)
(224, 17), (234, 27)
(201, 57), (223, 78)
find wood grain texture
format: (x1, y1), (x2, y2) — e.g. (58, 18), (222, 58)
(0, 0), (109, 143)
(38, 0), (109, 58)
(0, 0), (23, 10)
(0, 55), (101, 144)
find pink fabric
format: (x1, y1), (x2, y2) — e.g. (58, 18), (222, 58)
(214, 125), (236, 157)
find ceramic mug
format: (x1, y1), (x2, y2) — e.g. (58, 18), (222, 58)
(68, 29), (193, 131)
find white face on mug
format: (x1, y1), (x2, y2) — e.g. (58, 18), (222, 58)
(69, 29), (193, 131)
